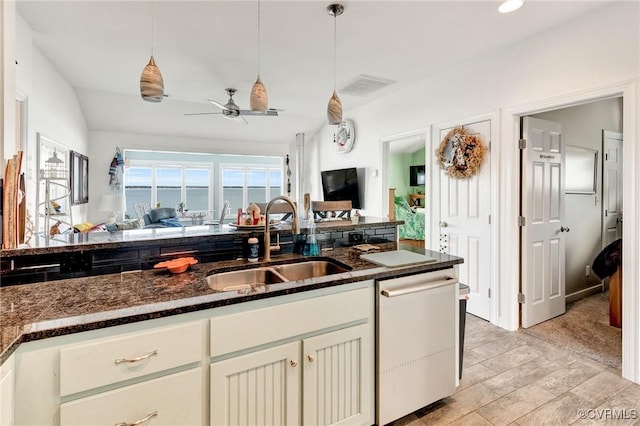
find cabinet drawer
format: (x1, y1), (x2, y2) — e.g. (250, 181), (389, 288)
(60, 368), (201, 426)
(60, 322), (201, 396)
(211, 287), (371, 357)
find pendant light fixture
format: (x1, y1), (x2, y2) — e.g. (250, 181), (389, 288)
(140, 0), (164, 102)
(250, 0), (268, 112)
(327, 3), (344, 125)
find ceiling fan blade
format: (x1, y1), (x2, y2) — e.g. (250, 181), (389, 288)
(238, 109), (279, 117)
(207, 99), (229, 111)
(232, 116), (249, 126)
(184, 112), (223, 116)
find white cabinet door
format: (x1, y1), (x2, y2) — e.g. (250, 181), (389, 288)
(60, 368), (201, 426)
(0, 356), (14, 426)
(211, 342), (301, 426)
(302, 324), (373, 426)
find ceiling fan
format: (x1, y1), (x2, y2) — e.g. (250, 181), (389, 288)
(185, 88), (279, 125)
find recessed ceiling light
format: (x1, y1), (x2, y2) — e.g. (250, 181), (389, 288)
(499, 0), (524, 13)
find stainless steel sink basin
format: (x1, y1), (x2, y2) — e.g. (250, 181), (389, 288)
(206, 258), (351, 291)
(206, 268), (286, 291)
(273, 260), (350, 281)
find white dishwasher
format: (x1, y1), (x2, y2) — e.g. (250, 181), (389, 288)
(377, 268), (458, 425)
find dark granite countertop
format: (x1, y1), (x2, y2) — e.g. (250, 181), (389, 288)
(0, 242), (462, 364)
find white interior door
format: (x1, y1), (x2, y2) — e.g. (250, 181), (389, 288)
(438, 120), (491, 320)
(602, 130), (623, 247)
(521, 117), (566, 328)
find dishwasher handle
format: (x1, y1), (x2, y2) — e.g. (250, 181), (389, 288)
(380, 277), (458, 298)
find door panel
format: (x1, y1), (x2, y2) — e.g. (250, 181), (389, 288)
(210, 342), (301, 426)
(521, 116), (566, 328)
(439, 120), (491, 320)
(303, 324), (372, 426)
(602, 130), (623, 247)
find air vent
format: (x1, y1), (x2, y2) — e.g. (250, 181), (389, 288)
(340, 74), (395, 97)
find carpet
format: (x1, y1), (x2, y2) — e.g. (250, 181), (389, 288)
(523, 290), (622, 369)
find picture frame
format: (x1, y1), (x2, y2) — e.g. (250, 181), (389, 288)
(70, 151), (89, 204)
(565, 146), (597, 194)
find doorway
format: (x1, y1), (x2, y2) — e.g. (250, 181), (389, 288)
(519, 97), (623, 366)
(381, 131), (429, 249)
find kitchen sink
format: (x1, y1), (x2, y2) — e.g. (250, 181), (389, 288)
(273, 260), (350, 281)
(206, 258), (351, 291)
(206, 268), (286, 292)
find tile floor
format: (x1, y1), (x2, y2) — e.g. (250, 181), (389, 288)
(390, 314), (640, 426)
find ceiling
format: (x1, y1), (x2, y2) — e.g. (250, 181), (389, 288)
(16, 1), (612, 145)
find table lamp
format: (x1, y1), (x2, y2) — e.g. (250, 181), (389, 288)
(99, 194), (125, 224)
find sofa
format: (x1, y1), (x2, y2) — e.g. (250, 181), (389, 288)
(142, 207), (184, 228)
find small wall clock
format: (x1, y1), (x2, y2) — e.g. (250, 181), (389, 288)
(333, 119), (356, 154)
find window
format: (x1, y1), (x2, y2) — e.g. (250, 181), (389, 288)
(222, 166), (282, 214)
(123, 150), (283, 222)
(124, 162), (212, 218)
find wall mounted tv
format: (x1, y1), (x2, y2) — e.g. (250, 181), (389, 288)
(410, 165), (425, 186)
(321, 167), (362, 209)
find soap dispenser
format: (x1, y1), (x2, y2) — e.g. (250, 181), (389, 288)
(303, 218), (320, 256)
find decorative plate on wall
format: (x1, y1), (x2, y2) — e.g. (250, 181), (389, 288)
(333, 119), (356, 154)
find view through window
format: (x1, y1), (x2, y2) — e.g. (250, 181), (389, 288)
(123, 150), (283, 222)
(222, 166), (282, 215)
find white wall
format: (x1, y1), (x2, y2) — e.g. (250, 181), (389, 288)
(306, 2), (639, 218)
(533, 98), (623, 298)
(305, 0), (639, 382)
(15, 13), (89, 228)
(88, 130), (292, 223)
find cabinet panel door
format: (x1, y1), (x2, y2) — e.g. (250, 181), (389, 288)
(211, 342), (301, 426)
(303, 324), (373, 426)
(60, 368), (201, 426)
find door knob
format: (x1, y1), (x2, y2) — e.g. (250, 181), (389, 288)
(307, 355), (315, 362)
(290, 360), (298, 368)
(617, 217), (623, 224)
(560, 226), (570, 232)
(439, 221), (448, 228)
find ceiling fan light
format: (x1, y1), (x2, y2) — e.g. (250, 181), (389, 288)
(250, 75), (268, 112)
(140, 55), (164, 102)
(327, 90), (343, 125)
(498, 0), (524, 14)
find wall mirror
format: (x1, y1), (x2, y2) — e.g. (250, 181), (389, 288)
(70, 151), (89, 205)
(566, 145), (597, 194)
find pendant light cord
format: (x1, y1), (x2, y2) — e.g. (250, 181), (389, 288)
(333, 12), (337, 91)
(257, 0), (261, 75)
(150, 0), (155, 56)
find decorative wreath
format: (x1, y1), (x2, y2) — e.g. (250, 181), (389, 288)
(437, 127), (486, 179)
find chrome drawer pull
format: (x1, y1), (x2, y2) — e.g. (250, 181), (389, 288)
(115, 410), (158, 426)
(114, 349), (158, 365)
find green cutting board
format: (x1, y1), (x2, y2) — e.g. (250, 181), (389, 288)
(360, 250), (436, 268)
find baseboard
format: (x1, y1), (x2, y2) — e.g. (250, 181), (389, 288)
(566, 283), (604, 303)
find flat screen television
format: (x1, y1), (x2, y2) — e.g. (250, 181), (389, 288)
(321, 167), (361, 209)
(410, 165), (425, 186)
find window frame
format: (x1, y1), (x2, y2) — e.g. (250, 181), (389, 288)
(219, 163), (283, 211)
(125, 159), (214, 215)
